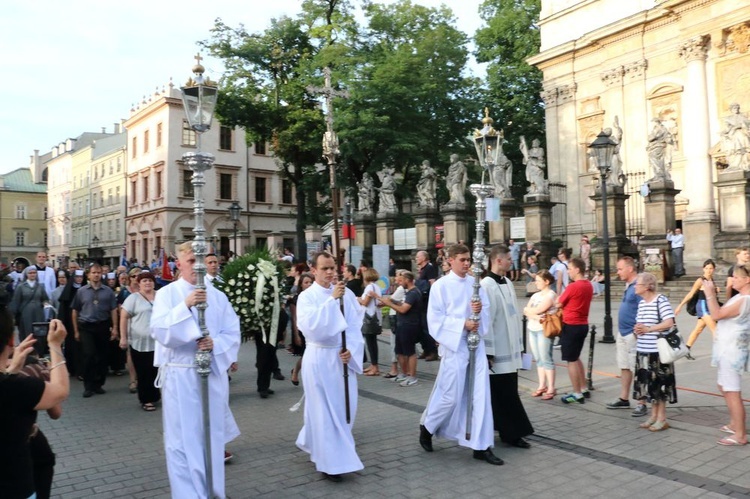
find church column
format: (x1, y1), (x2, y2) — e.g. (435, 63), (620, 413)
(679, 35), (718, 269)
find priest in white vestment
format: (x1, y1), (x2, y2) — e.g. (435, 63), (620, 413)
(481, 245), (534, 449)
(151, 242), (240, 499)
(419, 244), (503, 465)
(295, 252), (365, 482)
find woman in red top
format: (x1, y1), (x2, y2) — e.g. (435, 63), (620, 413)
(555, 257), (594, 404)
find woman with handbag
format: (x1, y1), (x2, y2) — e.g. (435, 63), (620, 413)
(674, 259), (717, 357)
(702, 265), (750, 446)
(633, 272), (677, 432)
(360, 267), (382, 376)
(523, 270), (557, 400)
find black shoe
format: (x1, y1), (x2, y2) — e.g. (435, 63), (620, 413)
(473, 448), (504, 465)
(419, 424), (433, 452)
(510, 438), (530, 449)
(322, 472), (343, 482)
(582, 390), (591, 399)
(259, 390), (270, 399)
(93, 387), (106, 395)
(273, 370), (285, 381)
(266, 389), (275, 395)
(83, 390), (94, 398)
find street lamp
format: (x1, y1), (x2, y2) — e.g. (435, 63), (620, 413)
(228, 201), (242, 257)
(180, 53), (219, 499)
(92, 236), (99, 247)
(590, 130), (617, 344)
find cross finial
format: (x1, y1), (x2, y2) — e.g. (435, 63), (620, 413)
(194, 53), (203, 65)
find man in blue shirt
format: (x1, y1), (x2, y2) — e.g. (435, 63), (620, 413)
(606, 256), (645, 415)
(508, 240), (521, 281)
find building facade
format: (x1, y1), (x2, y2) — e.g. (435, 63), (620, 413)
(123, 82), (296, 265)
(0, 166), (48, 266)
(529, 0), (750, 271)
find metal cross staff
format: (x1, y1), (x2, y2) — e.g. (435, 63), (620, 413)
(307, 67), (352, 423)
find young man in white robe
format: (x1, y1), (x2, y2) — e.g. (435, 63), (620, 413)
(295, 251), (365, 482)
(150, 241), (241, 499)
(419, 244), (503, 465)
(480, 245), (534, 450)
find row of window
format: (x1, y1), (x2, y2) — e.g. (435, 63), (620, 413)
(13, 231), (47, 248)
(12, 205), (47, 220)
(71, 219), (121, 246)
(180, 172), (293, 204)
(134, 122), (237, 159)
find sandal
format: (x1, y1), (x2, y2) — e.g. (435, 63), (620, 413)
(365, 371), (380, 376)
(532, 387), (547, 397)
(718, 437), (747, 446)
(720, 425), (735, 435)
(382, 372), (398, 379)
(129, 381), (138, 394)
(141, 403), (157, 412)
(649, 420), (670, 432)
(541, 390), (556, 400)
(639, 418), (656, 429)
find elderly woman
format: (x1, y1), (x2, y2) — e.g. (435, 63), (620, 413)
(49, 270), (68, 312)
(702, 265), (750, 446)
(10, 266), (50, 355)
(119, 272), (160, 411)
(633, 272), (677, 432)
(0, 316), (69, 498)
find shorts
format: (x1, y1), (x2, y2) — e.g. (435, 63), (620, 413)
(395, 322), (419, 357)
(560, 323), (588, 362)
(616, 332), (636, 370)
(511, 259), (520, 271)
(717, 358), (742, 392)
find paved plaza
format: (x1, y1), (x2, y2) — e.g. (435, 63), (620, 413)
(44, 300), (750, 498)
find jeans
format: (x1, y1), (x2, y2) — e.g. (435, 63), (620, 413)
(672, 247), (684, 275)
(528, 329), (554, 370)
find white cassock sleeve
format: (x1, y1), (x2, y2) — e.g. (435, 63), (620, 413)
(427, 277), (489, 354)
(151, 286), (202, 349)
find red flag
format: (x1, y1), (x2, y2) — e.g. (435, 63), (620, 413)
(161, 248), (174, 281)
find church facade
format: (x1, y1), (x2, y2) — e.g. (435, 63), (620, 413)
(529, 0), (750, 272)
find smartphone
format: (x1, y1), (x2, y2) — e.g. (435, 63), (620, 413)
(31, 322), (50, 337)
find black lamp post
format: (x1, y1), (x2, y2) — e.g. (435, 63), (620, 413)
(590, 130), (617, 344)
(228, 201), (242, 257)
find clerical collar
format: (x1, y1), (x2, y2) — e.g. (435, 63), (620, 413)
(489, 272), (508, 285)
(36, 265), (45, 271)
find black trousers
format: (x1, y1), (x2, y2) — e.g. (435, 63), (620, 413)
(130, 347), (160, 405)
(489, 372), (534, 442)
(364, 334), (379, 366)
(418, 310), (437, 355)
(79, 320), (111, 391)
(108, 338), (126, 372)
(254, 333), (279, 392)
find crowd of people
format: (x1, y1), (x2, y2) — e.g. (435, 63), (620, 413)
(3, 237), (750, 498)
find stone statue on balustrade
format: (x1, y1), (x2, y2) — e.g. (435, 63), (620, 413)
(445, 153), (468, 206)
(416, 160), (437, 209)
(357, 173), (375, 215)
(491, 138), (513, 199)
(605, 116), (626, 187)
(646, 118), (674, 182)
(520, 136), (549, 195)
(721, 103), (750, 171)
(376, 167), (398, 215)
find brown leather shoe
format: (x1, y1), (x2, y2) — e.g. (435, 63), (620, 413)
(424, 353), (439, 362)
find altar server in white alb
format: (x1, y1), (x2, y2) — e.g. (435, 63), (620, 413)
(295, 251), (365, 482)
(150, 241), (241, 499)
(480, 244), (534, 450)
(419, 244), (503, 465)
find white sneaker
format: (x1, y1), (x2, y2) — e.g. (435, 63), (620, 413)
(394, 374), (408, 383)
(400, 376), (418, 387)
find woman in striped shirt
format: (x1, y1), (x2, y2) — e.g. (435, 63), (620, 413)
(633, 272), (677, 431)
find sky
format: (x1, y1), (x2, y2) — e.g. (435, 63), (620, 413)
(0, 0), (485, 175)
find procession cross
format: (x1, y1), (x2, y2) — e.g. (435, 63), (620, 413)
(307, 66), (352, 423)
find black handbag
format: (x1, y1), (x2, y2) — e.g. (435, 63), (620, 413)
(361, 312), (382, 335)
(686, 291), (699, 317)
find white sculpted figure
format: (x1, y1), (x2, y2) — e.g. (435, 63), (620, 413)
(490, 138), (513, 199)
(377, 167), (397, 215)
(605, 116), (626, 187)
(520, 136), (549, 195)
(416, 160), (437, 209)
(445, 154), (468, 205)
(646, 118), (674, 182)
(357, 173), (375, 215)
(722, 103), (750, 171)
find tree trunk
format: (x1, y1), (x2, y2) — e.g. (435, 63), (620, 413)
(295, 186), (307, 262)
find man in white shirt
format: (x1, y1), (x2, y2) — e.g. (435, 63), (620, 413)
(666, 228), (685, 277)
(34, 252), (57, 296)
